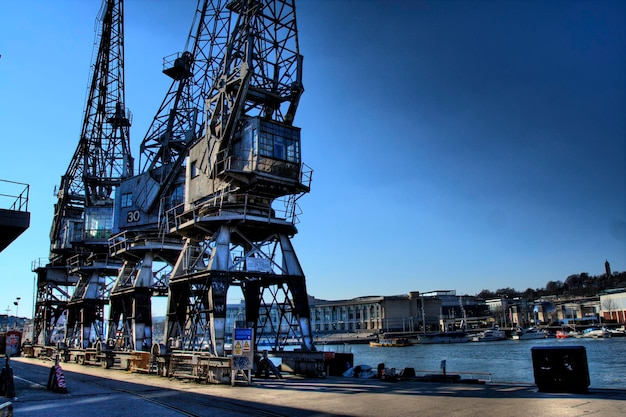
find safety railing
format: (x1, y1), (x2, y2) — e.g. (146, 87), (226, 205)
(300, 163), (313, 189)
(108, 230), (130, 256)
(31, 258), (49, 272)
(166, 191), (305, 233)
(215, 148), (313, 189)
(66, 254), (83, 269)
(0, 179), (29, 212)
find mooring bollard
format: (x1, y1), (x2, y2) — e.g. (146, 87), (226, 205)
(0, 355), (15, 398)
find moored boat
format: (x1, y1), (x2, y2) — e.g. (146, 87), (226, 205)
(555, 330), (577, 339)
(511, 327), (547, 340)
(418, 331), (469, 344)
(474, 328), (507, 342)
(369, 337), (412, 347)
(607, 327), (626, 337)
(578, 327), (611, 338)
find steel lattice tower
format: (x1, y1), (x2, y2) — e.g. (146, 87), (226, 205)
(106, 0), (231, 351)
(33, 0), (133, 348)
(165, 0), (315, 357)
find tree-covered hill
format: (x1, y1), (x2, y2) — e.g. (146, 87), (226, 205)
(476, 270), (626, 299)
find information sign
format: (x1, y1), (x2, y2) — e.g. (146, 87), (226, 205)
(232, 328), (254, 371)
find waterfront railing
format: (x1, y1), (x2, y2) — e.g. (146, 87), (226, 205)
(0, 179), (30, 212)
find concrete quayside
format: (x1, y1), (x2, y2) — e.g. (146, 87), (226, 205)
(5, 356), (626, 417)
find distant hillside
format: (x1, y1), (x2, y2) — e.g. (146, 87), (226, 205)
(476, 270), (626, 299)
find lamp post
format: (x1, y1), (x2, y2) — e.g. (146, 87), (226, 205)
(5, 305), (10, 331)
(13, 297), (21, 329)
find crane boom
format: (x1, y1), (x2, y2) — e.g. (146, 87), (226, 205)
(138, 0), (230, 174)
(33, 0), (132, 347)
(50, 0), (132, 257)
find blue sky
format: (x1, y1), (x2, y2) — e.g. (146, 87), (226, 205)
(1, 0), (624, 319)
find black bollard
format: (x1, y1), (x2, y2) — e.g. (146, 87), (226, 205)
(377, 363), (385, 380)
(1, 355), (15, 398)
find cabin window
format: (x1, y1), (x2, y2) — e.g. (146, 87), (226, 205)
(190, 161), (198, 178)
(273, 136), (285, 160)
(257, 121), (300, 163)
(169, 185), (184, 208)
(84, 206), (114, 239)
(121, 193), (132, 208)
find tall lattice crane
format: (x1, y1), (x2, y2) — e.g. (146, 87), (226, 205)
(32, 0), (132, 348)
(165, 0), (314, 357)
(106, 0), (231, 351)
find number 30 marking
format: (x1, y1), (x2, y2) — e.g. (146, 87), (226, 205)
(127, 210), (140, 223)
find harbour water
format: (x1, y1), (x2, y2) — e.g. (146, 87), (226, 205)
(320, 337), (626, 389)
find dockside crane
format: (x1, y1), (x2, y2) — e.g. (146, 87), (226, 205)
(165, 0), (315, 358)
(106, 0), (231, 353)
(32, 0), (133, 350)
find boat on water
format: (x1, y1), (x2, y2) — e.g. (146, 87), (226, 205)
(607, 327), (626, 337)
(472, 328), (507, 342)
(578, 327), (611, 338)
(555, 330), (578, 339)
(369, 337), (412, 347)
(511, 327), (547, 340)
(418, 331), (469, 344)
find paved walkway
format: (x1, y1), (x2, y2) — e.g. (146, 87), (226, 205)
(6, 356), (626, 417)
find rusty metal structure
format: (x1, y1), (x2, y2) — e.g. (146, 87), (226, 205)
(164, 0), (315, 358)
(106, 0), (231, 353)
(32, 0), (133, 349)
(30, 0), (322, 379)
